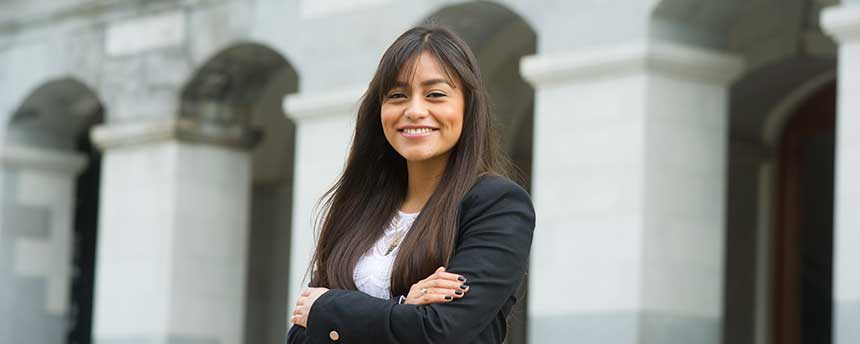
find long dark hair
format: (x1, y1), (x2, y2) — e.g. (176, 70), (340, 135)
(308, 25), (511, 297)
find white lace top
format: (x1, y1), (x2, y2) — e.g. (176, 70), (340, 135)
(353, 210), (419, 300)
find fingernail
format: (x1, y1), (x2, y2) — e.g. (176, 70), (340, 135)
(457, 276), (466, 282)
(454, 290), (463, 295)
(444, 295), (453, 300)
(459, 284), (468, 290)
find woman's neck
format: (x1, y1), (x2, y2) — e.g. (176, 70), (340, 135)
(401, 153), (449, 213)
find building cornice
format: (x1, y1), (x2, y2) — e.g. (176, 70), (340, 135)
(520, 41), (745, 87)
(0, 145), (87, 174)
(282, 86), (365, 121)
(90, 118), (260, 151)
(822, 4), (860, 43)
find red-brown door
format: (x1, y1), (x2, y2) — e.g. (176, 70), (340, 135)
(771, 82), (836, 344)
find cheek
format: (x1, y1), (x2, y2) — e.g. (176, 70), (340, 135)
(380, 106), (398, 136)
(440, 107), (464, 144)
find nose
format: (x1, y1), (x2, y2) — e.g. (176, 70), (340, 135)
(404, 98), (429, 121)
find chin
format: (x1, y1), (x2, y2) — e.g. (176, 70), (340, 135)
(399, 149), (439, 163)
(401, 154), (434, 163)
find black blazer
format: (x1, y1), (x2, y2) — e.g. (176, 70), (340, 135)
(287, 174), (535, 344)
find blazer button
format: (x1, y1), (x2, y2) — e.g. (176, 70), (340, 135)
(329, 330), (340, 341)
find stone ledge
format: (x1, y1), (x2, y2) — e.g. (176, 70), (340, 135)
(520, 41), (745, 87)
(822, 4), (860, 43)
(90, 118), (260, 151)
(282, 86), (365, 121)
(0, 145), (87, 173)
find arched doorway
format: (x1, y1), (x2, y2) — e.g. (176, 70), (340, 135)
(0, 78), (103, 344)
(181, 42), (299, 344)
(770, 82), (835, 344)
(727, 58), (837, 344)
(420, 2), (536, 343)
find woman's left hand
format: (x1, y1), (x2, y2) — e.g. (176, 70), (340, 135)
(290, 287), (329, 328)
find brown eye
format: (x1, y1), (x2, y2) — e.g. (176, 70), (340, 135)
(387, 93), (406, 99)
(427, 92), (446, 98)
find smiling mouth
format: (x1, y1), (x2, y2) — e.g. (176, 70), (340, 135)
(399, 128), (438, 135)
(398, 128), (439, 138)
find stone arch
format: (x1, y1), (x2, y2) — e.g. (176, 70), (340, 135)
(651, 0), (746, 49)
(732, 57), (836, 145)
(419, 3), (536, 343)
(762, 70), (836, 146)
(6, 78), (103, 148)
(180, 42), (297, 130)
(1, 77), (104, 344)
(652, 0), (836, 68)
(183, 41), (300, 344)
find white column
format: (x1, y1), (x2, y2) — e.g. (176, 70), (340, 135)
(822, 5), (860, 344)
(521, 41), (743, 344)
(0, 145), (86, 344)
(282, 87), (359, 314)
(90, 119), (256, 344)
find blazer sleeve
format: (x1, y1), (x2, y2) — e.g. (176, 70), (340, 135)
(286, 294), (403, 343)
(286, 324), (309, 344)
(303, 177), (535, 344)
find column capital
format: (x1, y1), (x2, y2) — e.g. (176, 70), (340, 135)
(520, 41), (745, 87)
(90, 117), (261, 151)
(822, 5), (860, 43)
(0, 145), (87, 174)
(283, 86), (364, 122)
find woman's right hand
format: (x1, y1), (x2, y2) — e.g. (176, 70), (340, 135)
(404, 266), (470, 305)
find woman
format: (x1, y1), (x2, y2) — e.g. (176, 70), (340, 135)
(287, 25), (535, 344)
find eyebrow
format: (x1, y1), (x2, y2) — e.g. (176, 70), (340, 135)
(392, 78), (454, 88)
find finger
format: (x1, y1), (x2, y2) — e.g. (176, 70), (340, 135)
(432, 267), (446, 279)
(301, 289), (311, 296)
(428, 269), (466, 283)
(421, 293), (455, 304)
(427, 287), (466, 299)
(424, 279), (470, 292)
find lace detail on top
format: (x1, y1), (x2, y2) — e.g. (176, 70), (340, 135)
(353, 210), (419, 299)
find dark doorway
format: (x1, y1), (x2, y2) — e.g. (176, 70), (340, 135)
(67, 130), (102, 344)
(771, 82), (835, 344)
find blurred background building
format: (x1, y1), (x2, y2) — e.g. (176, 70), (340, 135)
(0, 0), (858, 343)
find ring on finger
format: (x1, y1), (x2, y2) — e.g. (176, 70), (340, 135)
(420, 288), (428, 296)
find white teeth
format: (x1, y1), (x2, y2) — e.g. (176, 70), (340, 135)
(403, 128), (434, 134)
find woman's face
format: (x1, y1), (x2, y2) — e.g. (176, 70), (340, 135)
(381, 52), (465, 164)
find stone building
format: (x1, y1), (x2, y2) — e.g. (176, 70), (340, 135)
(0, 0), (858, 343)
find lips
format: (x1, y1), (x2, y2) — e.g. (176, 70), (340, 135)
(400, 127), (436, 134)
(398, 126), (439, 138)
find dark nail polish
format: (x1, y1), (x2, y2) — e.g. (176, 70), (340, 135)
(454, 290), (463, 295)
(459, 284), (468, 290)
(444, 295), (453, 300)
(457, 276), (466, 282)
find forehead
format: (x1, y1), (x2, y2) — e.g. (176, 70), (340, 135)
(395, 51), (458, 87)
